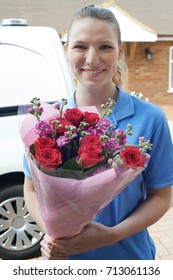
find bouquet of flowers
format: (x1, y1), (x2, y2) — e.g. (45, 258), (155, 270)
(20, 97), (152, 238)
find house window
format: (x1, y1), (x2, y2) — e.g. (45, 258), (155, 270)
(168, 47), (173, 93)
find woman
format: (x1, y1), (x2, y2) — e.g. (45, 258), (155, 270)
(23, 5), (173, 260)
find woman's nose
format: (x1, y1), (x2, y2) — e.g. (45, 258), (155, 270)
(85, 48), (100, 66)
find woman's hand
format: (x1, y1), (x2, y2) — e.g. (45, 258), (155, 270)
(40, 234), (68, 260)
(40, 222), (115, 259)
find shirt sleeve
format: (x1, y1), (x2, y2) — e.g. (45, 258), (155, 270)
(143, 114), (173, 189)
(23, 154), (32, 179)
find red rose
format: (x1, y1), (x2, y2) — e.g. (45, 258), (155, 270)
(77, 144), (104, 168)
(120, 146), (145, 168)
(83, 111), (100, 127)
(50, 117), (72, 136)
(35, 137), (56, 149)
(35, 148), (62, 168)
(64, 108), (83, 127)
(80, 135), (102, 146)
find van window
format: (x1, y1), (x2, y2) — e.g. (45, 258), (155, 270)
(0, 44), (68, 108)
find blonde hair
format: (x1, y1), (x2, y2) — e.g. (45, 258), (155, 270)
(67, 5), (123, 87)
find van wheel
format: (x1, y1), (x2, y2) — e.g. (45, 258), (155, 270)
(0, 184), (43, 260)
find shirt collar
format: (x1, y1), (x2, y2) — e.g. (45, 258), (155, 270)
(111, 87), (135, 121)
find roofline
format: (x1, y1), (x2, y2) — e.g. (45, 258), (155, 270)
(99, 0), (157, 35)
(158, 35), (173, 41)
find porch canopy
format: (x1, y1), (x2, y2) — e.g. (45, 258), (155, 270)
(108, 5), (157, 42)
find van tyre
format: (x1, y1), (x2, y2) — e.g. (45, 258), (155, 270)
(0, 184), (43, 260)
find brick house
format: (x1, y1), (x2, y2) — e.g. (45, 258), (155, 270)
(112, 0), (173, 107)
(0, 0), (173, 107)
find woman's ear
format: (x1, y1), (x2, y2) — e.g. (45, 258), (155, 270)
(63, 43), (68, 55)
(118, 43), (125, 60)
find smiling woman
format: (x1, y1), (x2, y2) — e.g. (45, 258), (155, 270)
(23, 5), (173, 260)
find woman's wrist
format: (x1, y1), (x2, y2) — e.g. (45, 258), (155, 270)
(107, 226), (121, 245)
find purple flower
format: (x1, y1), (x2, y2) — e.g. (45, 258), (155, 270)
(96, 118), (111, 134)
(86, 126), (98, 136)
(97, 118), (111, 129)
(35, 120), (53, 137)
(37, 107), (44, 114)
(104, 139), (121, 153)
(27, 107), (35, 114)
(86, 118), (111, 137)
(139, 137), (146, 142)
(56, 135), (69, 147)
(54, 103), (61, 110)
(145, 154), (151, 161)
(111, 129), (127, 146)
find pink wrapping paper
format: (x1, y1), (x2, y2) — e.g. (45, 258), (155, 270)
(29, 157), (143, 238)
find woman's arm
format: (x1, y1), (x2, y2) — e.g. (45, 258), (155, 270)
(24, 176), (47, 233)
(40, 185), (172, 259)
(111, 186), (172, 242)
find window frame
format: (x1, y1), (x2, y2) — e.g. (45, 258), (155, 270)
(168, 46), (173, 93)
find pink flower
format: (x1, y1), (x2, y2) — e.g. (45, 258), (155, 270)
(35, 121), (53, 137)
(56, 135), (69, 147)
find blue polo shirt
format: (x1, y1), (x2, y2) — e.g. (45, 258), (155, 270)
(23, 87), (173, 260)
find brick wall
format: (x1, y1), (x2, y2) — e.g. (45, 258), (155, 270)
(125, 41), (173, 106)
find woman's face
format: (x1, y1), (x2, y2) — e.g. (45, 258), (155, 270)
(65, 18), (123, 90)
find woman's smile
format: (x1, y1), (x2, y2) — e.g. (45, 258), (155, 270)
(81, 68), (106, 78)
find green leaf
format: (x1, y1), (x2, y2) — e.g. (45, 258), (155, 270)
(62, 158), (81, 170)
(29, 144), (36, 155)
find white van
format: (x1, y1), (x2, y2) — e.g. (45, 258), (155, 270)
(0, 20), (74, 259)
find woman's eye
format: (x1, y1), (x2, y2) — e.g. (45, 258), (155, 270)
(100, 45), (112, 50)
(73, 45), (87, 50)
